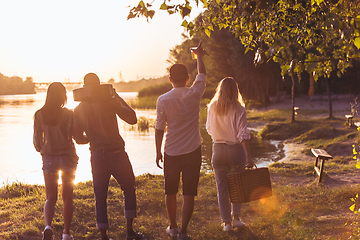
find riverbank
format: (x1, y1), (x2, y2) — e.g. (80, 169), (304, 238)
(251, 94), (360, 188)
(254, 93), (357, 160)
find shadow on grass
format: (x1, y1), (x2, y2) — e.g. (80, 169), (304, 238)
(229, 227), (262, 240)
(161, 227), (260, 240)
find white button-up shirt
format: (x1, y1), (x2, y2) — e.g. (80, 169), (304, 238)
(155, 73), (206, 156)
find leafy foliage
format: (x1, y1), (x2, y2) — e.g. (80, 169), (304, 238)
(127, 0), (155, 21)
(129, 0), (360, 78)
(202, 0), (360, 80)
(167, 18), (282, 103)
(129, 0), (360, 121)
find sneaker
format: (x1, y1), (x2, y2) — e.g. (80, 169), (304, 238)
(42, 226), (53, 240)
(166, 226), (179, 237)
(177, 232), (191, 240)
(233, 219), (245, 228)
(221, 223), (232, 232)
(62, 233), (74, 240)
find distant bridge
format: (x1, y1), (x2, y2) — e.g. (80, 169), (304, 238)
(34, 82), (83, 86)
(34, 82), (83, 90)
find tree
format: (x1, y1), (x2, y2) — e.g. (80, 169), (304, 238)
(167, 18), (282, 103)
(0, 73), (35, 95)
(129, 0), (360, 122)
(108, 78), (115, 84)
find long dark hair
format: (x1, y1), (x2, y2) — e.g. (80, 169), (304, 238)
(40, 82), (67, 125)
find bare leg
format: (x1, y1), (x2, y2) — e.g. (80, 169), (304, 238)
(61, 171), (75, 235)
(166, 194), (177, 229)
(179, 195), (194, 235)
(43, 172), (59, 227)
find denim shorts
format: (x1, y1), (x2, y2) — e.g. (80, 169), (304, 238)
(164, 146), (202, 196)
(42, 154), (78, 174)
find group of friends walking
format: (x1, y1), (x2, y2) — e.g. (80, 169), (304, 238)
(33, 42), (254, 240)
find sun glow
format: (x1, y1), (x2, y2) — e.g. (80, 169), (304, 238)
(0, 1), (203, 83)
(251, 194), (282, 216)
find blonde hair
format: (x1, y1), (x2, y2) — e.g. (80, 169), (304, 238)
(208, 77), (245, 115)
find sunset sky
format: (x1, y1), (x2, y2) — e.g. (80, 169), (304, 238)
(0, 1), (203, 83)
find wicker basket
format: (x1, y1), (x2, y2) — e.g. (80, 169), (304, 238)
(227, 167), (272, 203)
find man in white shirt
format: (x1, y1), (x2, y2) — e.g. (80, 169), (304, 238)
(155, 42), (206, 240)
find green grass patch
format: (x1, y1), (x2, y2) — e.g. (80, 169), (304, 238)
(253, 115), (360, 160)
(258, 120), (314, 140)
(247, 108), (291, 122)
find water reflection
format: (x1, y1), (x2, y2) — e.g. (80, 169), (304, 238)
(0, 92), (285, 185)
(200, 125), (213, 171)
(0, 95), (35, 106)
(249, 134), (285, 167)
(200, 126), (285, 171)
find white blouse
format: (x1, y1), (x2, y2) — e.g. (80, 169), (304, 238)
(206, 103), (250, 144)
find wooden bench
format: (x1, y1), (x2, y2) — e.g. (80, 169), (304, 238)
(311, 148), (333, 182)
(345, 114), (354, 126)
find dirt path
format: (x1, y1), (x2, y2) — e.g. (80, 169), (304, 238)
(255, 94), (360, 188)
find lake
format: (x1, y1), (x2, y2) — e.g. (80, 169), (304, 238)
(0, 91), (283, 186)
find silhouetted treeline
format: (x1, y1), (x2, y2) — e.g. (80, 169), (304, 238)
(0, 73), (36, 95)
(286, 61), (360, 96)
(137, 82), (172, 97)
(113, 76), (169, 92)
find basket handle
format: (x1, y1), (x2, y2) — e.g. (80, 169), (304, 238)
(245, 163), (257, 170)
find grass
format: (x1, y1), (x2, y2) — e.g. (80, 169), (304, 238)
(136, 117), (155, 131)
(0, 167), (358, 240)
(247, 108), (360, 160)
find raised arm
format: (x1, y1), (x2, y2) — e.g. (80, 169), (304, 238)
(191, 41), (206, 75)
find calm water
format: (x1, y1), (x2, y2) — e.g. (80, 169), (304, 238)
(0, 91), (283, 186)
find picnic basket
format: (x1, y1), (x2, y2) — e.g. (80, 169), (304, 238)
(227, 166), (272, 203)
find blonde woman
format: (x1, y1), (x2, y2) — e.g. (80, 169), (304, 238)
(206, 77), (254, 232)
(33, 82), (78, 240)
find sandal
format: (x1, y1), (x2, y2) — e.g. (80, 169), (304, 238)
(126, 232), (147, 240)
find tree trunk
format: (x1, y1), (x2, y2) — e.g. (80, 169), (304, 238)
(326, 78), (333, 119)
(291, 73), (296, 122)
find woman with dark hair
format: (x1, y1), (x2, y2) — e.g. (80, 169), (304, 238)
(33, 82), (78, 240)
(206, 77), (254, 232)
